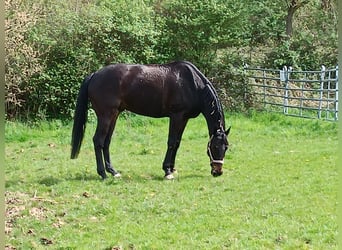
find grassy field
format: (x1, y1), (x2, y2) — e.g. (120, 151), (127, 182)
(5, 112), (337, 249)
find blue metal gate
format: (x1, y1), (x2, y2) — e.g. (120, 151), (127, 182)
(245, 65), (338, 121)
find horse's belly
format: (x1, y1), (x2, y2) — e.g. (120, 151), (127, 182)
(123, 93), (165, 118)
(120, 74), (187, 118)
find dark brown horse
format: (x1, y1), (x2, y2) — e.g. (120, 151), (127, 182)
(71, 61), (230, 180)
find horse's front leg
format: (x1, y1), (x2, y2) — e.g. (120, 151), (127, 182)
(163, 115), (188, 179)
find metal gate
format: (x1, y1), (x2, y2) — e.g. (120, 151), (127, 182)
(245, 65), (338, 121)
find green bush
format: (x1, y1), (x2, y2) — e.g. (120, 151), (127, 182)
(263, 2), (337, 70)
(5, 0), (337, 119)
(264, 34), (338, 70)
(5, 0), (44, 119)
(18, 0), (166, 119)
(209, 51), (253, 112)
(159, 0), (247, 70)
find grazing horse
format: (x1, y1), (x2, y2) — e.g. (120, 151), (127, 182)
(71, 61), (230, 180)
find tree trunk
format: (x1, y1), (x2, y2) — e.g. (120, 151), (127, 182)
(285, 0), (309, 38)
(321, 0), (330, 11)
(285, 6), (296, 37)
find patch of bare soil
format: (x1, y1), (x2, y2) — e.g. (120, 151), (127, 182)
(5, 191), (60, 248)
(5, 191), (27, 235)
(5, 245), (17, 250)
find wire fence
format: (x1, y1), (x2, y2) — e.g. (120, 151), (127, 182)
(245, 65), (338, 121)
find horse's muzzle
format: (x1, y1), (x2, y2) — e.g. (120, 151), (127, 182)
(211, 164), (223, 177)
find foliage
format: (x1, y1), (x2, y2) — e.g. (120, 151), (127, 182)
(5, 0), (338, 119)
(5, 0), (45, 119)
(20, 0), (166, 119)
(246, 1), (287, 45)
(209, 50), (254, 111)
(5, 113), (337, 249)
(263, 0), (337, 69)
(157, 0), (248, 70)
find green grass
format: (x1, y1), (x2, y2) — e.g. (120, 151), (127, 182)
(5, 112), (337, 249)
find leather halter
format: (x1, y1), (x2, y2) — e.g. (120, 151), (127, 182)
(207, 133), (225, 165)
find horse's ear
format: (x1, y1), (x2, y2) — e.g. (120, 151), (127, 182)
(225, 126), (231, 135)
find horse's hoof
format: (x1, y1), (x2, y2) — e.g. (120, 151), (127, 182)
(113, 172), (121, 178)
(164, 174), (174, 180)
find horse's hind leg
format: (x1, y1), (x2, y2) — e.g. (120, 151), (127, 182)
(93, 116), (112, 179)
(103, 111), (121, 177)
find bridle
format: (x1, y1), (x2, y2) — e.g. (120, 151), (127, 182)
(207, 132), (227, 165)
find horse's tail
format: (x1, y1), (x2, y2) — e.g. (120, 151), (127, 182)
(70, 73), (94, 159)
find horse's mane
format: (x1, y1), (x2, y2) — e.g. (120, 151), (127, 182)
(182, 61), (225, 129)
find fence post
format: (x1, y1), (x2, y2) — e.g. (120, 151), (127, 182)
(319, 65), (325, 119)
(243, 63), (250, 109)
(243, 64), (247, 105)
(262, 69), (267, 108)
(335, 65), (339, 121)
(281, 66), (289, 115)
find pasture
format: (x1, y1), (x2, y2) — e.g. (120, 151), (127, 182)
(5, 112), (337, 249)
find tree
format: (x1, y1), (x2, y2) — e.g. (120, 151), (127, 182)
(156, 0), (249, 70)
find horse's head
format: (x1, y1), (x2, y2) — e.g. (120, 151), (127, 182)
(207, 127), (230, 177)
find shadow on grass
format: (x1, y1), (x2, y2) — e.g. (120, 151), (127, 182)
(54, 170), (208, 184)
(68, 172), (104, 182)
(5, 178), (61, 188)
(5, 180), (22, 188)
(119, 171), (207, 183)
(38, 176), (61, 186)
(5, 172), (208, 189)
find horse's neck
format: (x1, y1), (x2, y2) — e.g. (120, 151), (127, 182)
(202, 109), (224, 136)
(200, 85), (225, 136)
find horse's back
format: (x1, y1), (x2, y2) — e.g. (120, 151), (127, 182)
(88, 62), (202, 118)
